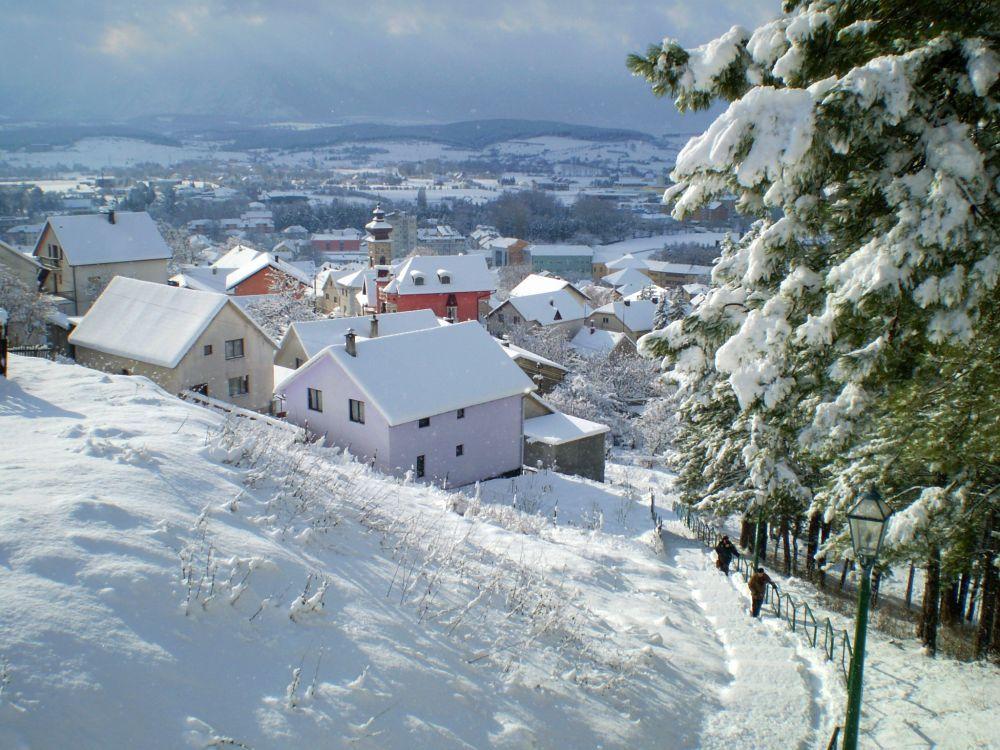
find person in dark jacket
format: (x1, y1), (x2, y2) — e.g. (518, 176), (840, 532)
(714, 535), (739, 575)
(748, 567), (775, 618)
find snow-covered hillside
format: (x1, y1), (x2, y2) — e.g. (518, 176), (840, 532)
(0, 356), (994, 749)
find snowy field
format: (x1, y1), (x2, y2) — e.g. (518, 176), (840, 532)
(595, 232), (730, 262)
(0, 134), (686, 173)
(0, 356), (994, 748)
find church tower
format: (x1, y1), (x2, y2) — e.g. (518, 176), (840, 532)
(365, 203), (393, 268)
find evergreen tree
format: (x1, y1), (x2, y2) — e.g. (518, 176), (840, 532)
(631, 0), (999, 653)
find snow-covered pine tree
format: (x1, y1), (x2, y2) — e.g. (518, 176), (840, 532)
(631, 0), (998, 652)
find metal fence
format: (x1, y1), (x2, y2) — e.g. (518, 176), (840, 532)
(666, 501), (853, 681)
(8, 345), (58, 360)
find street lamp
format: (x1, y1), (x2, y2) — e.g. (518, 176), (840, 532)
(842, 487), (892, 750)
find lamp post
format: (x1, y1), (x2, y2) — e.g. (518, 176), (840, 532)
(842, 487), (892, 750)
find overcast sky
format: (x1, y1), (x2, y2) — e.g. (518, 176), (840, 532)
(1, 1), (777, 133)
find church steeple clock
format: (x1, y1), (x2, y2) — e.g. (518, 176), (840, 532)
(365, 203), (393, 268)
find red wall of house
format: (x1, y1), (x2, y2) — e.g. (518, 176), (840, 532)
(233, 267), (306, 296)
(311, 239), (361, 253)
(383, 291), (489, 321)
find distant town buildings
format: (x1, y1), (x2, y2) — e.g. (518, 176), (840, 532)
(526, 244), (594, 278)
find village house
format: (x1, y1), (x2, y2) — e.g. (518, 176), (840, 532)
(509, 273), (591, 307)
(311, 228), (363, 254)
(570, 326), (635, 359)
(497, 337), (568, 394)
(172, 251), (312, 296)
(416, 225), (468, 255)
(274, 309), (441, 369)
(277, 321), (534, 486)
(586, 298), (657, 342)
(486, 288), (589, 337)
(523, 393), (609, 482)
(378, 254), (494, 322)
(32, 210), (172, 314)
(0, 239), (42, 290)
(526, 244), (594, 279)
(68, 277), (277, 411)
(485, 236), (530, 267)
(639, 260), (713, 288)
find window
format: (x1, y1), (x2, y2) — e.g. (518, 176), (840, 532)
(203, 345), (213, 356)
(446, 305), (458, 320)
(415, 454), (425, 478)
(455, 444), (464, 457)
(307, 388), (323, 412)
(228, 375), (249, 397)
(414, 276), (425, 286)
(438, 273), (451, 284)
(418, 417), (430, 428)
(225, 338), (245, 360)
(456, 408), (465, 419)
(295, 357), (303, 369)
(498, 313), (505, 323)
(602, 317), (610, 324)
(349, 398), (365, 424)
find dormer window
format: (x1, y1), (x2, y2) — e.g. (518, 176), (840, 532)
(438, 273), (451, 284)
(414, 276), (425, 286)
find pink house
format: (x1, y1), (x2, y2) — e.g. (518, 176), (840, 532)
(276, 322), (535, 486)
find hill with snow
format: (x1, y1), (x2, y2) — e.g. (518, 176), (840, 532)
(0, 356), (995, 749)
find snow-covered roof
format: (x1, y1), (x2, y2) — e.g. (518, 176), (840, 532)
(643, 260), (713, 277)
(527, 244), (594, 258)
(285, 309), (443, 358)
(602, 267), (652, 288)
(224, 253), (312, 290)
(496, 339), (568, 372)
(212, 245), (264, 269)
(1, 239), (41, 270)
(42, 212), (171, 267)
(604, 253), (648, 271)
(313, 229), (363, 241)
(571, 326), (628, 356)
(69, 277), (231, 368)
(510, 274), (575, 297)
(524, 412), (609, 446)
(287, 322), (534, 426)
(335, 268), (368, 289)
(501, 289), (588, 326)
(384, 255), (494, 296)
(593, 299), (657, 332)
(484, 236), (521, 249)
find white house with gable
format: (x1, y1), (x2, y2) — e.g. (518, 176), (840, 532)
(69, 277), (277, 411)
(277, 322), (535, 486)
(33, 211), (172, 314)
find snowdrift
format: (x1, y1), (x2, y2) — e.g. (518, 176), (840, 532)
(0, 357), (717, 749)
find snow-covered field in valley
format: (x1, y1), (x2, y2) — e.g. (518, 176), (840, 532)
(0, 357), (995, 749)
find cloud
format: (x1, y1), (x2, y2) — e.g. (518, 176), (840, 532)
(0, 0), (781, 130)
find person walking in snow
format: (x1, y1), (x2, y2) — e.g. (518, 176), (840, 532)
(748, 567), (775, 618)
(714, 535), (739, 576)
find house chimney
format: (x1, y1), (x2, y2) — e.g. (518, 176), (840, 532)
(345, 328), (357, 357)
(369, 313), (379, 338)
(107, 210), (116, 225)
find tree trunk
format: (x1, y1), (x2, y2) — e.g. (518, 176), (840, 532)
(740, 518), (754, 549)
(957, 571), (971, 620)
(942, 577), (961, 627)
(905, 563), (916, 609)
(792, 517), (802, 575)
(780, 518), (792, 576)
(839, 559), (851, 591)
(806, 512), (820, 580)
(974, 511), (998, 659)
(920, 547), (941, 656)
(967, 573), (981, 622)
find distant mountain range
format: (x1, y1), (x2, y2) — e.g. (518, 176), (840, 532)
(0, 118), (654, 153)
